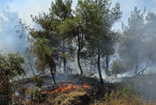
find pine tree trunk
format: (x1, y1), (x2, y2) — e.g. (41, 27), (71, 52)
(77, 35), (83, 75)
(28, 62), (36, 77)
(63, 40), (68, 74)
(48, 56), (57, 85)
(134, 54), (138, 75)
(97, 48), (103, 85)
(63, 58), (67, 74)
(77, 51), (83, 75)
(50, 68), (57, 85)
(135, 61), (138, 75)
(105, 55), (109, 75)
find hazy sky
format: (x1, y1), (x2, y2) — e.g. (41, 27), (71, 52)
(0, 0), (156, 30)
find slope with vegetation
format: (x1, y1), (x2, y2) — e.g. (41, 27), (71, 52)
(1, 0), (156, 105)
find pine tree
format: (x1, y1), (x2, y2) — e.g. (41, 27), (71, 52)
(75, 0), (121, 84)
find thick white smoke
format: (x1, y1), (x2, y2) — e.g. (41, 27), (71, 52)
(0, 8), (37, 77)
(0, 8), (27, 55)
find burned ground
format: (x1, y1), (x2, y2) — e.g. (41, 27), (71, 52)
(10, 73), (156, 105)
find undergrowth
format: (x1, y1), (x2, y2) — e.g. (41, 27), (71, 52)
(93, 86), (156, 105)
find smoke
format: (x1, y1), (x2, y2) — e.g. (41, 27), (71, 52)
(0, 8), (27, 54)
(0, 7), (37, 77)
(111, 7), (156, 100)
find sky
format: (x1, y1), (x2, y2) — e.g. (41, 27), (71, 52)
(1, 0), (156, 30)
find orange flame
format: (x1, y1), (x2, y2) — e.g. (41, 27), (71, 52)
(42, 83), (90, 94)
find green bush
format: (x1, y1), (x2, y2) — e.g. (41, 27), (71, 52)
(111, 59), (127, 75)
(27, 87), (47, 103)
(30, 76), (44, 87)
(104, 86), (145, 105)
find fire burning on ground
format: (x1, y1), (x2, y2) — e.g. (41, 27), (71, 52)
(42, 83), (90, 94)
(23, 83), (90, 104)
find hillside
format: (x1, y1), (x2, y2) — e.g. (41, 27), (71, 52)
(10, 73), (156, 105)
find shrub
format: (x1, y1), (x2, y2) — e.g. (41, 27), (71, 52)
(111, 59), (127, 75)
(104, 87), (144, 105)
(27, 87), (47, 103)
(30, 76), (44, 87)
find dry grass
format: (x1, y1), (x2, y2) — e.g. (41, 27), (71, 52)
(91, 87), (156, 105)
(60, 91), (87, 105)
(34, 89), (90, 105)
(12, 74), (156, 105)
